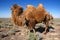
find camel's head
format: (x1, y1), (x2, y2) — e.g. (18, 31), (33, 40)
(48, 13), (53, 20)
(11, 4), (23, 15)
(46, 13), (54, 24)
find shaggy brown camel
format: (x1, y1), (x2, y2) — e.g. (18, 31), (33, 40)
(11, 4), (25, 27)
(11, 4), (53, 34)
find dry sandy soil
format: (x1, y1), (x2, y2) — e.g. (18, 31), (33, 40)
(0, 18), (60, 40)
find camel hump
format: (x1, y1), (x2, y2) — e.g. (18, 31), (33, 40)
(26, 5), (36, 9)
(37, 3), (46, 12)
(27, 5), (33, 7)
(37, 4), (44, 9)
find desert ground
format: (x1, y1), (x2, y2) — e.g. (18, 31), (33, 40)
(0, 18), (60, 40)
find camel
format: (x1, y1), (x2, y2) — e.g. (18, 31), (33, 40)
(11, 4), (53, 34)
(11, 4), (26, 27)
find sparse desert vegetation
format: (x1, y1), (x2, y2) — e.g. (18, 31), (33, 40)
(0, 0), (60, 40)
(0, 18), (60, 40)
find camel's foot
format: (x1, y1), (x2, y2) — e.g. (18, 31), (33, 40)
(43, 31), (47, 34)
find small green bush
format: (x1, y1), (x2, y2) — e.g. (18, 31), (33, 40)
(28, 32), (36, 40)
(28, 32), (43, 40)
(0, 21), (2, 23)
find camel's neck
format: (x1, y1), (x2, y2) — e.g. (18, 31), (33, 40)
(11, 12), (23, 27)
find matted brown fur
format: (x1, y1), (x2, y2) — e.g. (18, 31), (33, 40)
(11, 4), (25, 27)
(37, 4), (53, 24)
(23, 4), (47, 27)
(23, 4), (53, 34)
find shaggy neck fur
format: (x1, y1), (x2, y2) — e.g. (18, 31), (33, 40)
(11, 10), (25, 27)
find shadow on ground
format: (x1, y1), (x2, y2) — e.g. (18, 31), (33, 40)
(30, 26), (55, 33)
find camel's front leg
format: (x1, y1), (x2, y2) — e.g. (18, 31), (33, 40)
(43, 26), (48, 34)
(43, 22), (49, 34)
(28, 21), (36, 36)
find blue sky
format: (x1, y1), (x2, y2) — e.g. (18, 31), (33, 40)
(0, 0), (60, 18)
